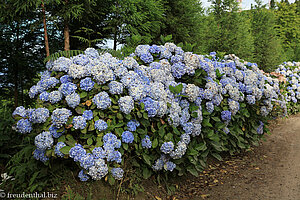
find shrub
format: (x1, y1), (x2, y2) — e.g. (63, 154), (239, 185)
(12, 44), (286, 183)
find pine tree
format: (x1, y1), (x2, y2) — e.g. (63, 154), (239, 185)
(206, 0), (254, 61)
(104, 0), (164, 50)
(251, 0), (283, 71)
(275, 1), (300, 60)
(160, 0), (204, 45)
(270, 0), (276, 9)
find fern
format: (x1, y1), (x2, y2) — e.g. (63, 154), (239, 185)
(44, 50), (84, 63)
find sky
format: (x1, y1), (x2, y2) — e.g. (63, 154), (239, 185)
(202, 0), (296, 10)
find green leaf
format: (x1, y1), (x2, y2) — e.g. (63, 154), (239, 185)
(87, 138), (93, 146)
(187, 166), (198, 177)
(123, 143), (128, 150)
(195, 143), (207, 151)
(143, 154), (151, 166)
(108, 175), (115, 185)
(80, 92), (87, 98)
(60, 146), (72, 154)
(189, 105), (199, 112)
(212, 116), (221, 122)
(75, 107), (84, 115)
(143, 112), (148, 119)
(191, 112), (198, 118)
(152, 138), (158, 148)
(137, 128), (145, 134)
(212, 152), (223, 161)
(202, 118), (213, 127)
(188, 148), (198, 156)
(117, 113), (123, 120)
(174, 84), (183, 93)
(164, 132), (173, 141)
(142, 167), (152, 179)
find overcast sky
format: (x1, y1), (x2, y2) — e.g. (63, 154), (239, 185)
(201, 0), (296, 9)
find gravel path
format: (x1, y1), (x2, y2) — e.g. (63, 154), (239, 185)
(197, 114), (300, 200)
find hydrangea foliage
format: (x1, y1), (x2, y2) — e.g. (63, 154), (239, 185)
(12, 44), (288, 183)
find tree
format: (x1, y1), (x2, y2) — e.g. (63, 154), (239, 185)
(104, 0), (165, 50)
(0, 0), (45, 107)
(275, 1), (300, 61)
(270, 0), (276, 9)
(206, 0), (254, 61)
(251, 0), (283, 71)
(160, 0), (204, 45)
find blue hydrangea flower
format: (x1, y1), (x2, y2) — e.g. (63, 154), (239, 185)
(16, 119), (32, 134)
(206, 101), (214, 114)
(29, 85), (42, 98)
(85, 48), (99, 59)
(66, 93), (81, 108)
(149, 44), (161, 54)
(54, 142), (66, 157)
(153, 158), (164, 171)
(107, 150), (122, 163)
(164, 161), (176, 171)
(78, 169), (90, 181)
(60, 75), (73, 84)
(59, 82), (77, 96)
(108, 81), (124, 95)
(246, 95), (256, 105)
(127, 120), (140, 131)
(88, 158), (108, 180)
(118, 96), (134, 114)
(73, 54), (90, 66)
(221, 110), (232, 122)
(29, 108), (49, 124)
(93, 92), (111, 110)
(140, 53), (153, 63)
(183, 122), (194, 134)
(161, 141), (174, 154)
(92, 147), (106, 159)
(39, 91), (49, 101)
(111, 168), (124, 180)
(12, 106), (27, 117)
(83, 110), (93, 120)
(80, 77), (95, 91)
(103, 133), (121, 149)
(49, 125), (64, 138)
(141, 135), (152, 149)
(69, 144), (87, 162)
(121, 131), (134, 143)
(80, 153), (95, 169)
(257, 121), (264, 134)
(73, 116), (87, 130)
(95, 119), (108, 131)
(49, 91), (63, 104)
(171, 62), (186, 78)
(33, 149), (49, 163)
(35, 131), (54, 150)
(180, 133), (191, 145)
(51, 108), (72, 128)
(38, 77), (59, 90)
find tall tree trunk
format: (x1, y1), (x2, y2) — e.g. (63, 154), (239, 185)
(14, 22), (20, 108)
(64, 0), (70, 51)
(113, 27), (117, 51)
(41, 0), (50, 57)
(64, 20), (70, 51)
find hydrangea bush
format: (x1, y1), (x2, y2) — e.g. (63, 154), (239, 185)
(12, 44), (287, 183)
(274, 61), (300, 114)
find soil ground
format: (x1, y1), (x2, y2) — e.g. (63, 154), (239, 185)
(141, 114), (300, 200)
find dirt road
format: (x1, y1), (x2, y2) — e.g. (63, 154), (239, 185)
(145, 114), (300, 200)
(192, 114), (300, 200)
